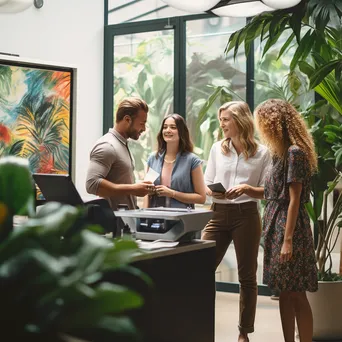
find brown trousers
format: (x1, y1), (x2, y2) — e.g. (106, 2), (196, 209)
(202, 202), (261, 334)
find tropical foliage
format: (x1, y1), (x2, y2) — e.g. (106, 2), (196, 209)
(113, 35), (246, 178)
(0, 63), (71, 176)
(0, 156), (148, 342)
(187, 54), (245, 164)
(225, 0), (342, 280)
(114, 36), (174, 179)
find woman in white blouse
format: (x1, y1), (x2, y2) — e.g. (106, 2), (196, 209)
(202, 101), (270, 342)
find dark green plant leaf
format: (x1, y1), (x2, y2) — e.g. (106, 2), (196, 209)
(58, 283), (143, 330)
(289, 6), (304, 43)
(277, 32), (295, 61)
(305, 201), (317, 222)
(196, 86), (222, 131)
(70, 316), (141, 342)
(310, 59), (341, 88)
(290, 30), (313, 71)
(0, 156), (34, 216)
(335, 147), (342, 167)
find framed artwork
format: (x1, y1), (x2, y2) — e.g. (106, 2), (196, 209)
(0, 57), (76, 200)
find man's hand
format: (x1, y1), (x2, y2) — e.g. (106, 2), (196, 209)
(132, 181), (155, 197)
(225, 184), (249, 200)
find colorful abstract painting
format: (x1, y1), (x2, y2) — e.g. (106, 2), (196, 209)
(0, 61), (72, 178)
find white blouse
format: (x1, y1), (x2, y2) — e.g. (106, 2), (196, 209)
(204, 140), (271, 204)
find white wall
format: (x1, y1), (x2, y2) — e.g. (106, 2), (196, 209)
(0, 0), (104, 196)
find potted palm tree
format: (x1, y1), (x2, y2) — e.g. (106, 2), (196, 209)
(0, 156), (149, 342)
(305, 121), (342, 339)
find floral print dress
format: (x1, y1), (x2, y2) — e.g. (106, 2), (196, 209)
(263, 146), (318, 292)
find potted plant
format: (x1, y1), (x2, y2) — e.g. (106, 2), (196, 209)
(222, 1), (342, 339)
(0, 156), (149, 342)
(305, 117), (342, 339)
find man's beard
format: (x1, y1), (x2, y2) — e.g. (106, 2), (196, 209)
(128, 127), (141, 140)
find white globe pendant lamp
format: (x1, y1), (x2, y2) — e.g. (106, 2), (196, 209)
(161, 0), (302, 16)
(262, 0), (301, 9)
(161, 0), (221, 13)
(212, 1), (274, 17)
(0, 0), (33, 13)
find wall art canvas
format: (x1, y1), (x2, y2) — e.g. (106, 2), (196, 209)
(0, 58), (75, 199)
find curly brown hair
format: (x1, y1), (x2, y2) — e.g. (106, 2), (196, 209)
(254, 99), (317, 174)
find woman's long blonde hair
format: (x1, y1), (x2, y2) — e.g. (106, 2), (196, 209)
(254, 99), (317, 174)
(218, 101), (258, 160)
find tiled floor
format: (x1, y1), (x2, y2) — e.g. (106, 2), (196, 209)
(215, 292), (283, 342)
(216, 292), (342, 342)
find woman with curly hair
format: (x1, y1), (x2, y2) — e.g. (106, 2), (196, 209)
(202, 101), (271, 342)
(254, 99), (318, 342)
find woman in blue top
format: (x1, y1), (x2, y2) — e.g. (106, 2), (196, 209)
(144, 114), (206, 208)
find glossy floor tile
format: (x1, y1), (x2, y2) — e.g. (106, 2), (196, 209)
(215, 292), (283, 342)
(215, 292), (342, 342)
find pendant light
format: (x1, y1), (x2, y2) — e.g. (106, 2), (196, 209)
(0, 0), (33, 13)
(262, 0), (301, 9)
(161, 0), (302, 16)
(161, 0), (221, 13)
(212, 0), (274, 17)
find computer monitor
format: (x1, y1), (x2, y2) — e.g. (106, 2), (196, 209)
(33, 174), (83, 206)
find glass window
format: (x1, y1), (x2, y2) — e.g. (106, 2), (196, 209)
(185, 17), (251, 285)
(113, 30), (174, 181)
(185, 17), (247, 167)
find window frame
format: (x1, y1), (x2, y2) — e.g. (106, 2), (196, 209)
(102, 6), (268, 293)
(103, 13), (254, 134)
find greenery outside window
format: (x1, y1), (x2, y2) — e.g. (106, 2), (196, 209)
(113, 30), (175, 179)
(185, 17), (246, 165)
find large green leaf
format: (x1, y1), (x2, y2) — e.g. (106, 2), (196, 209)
(290, 29), (314, 71)
(0, 210), (147, 340)
(71, 316), (141, 342)
(0, 156), (34, 216)
(196, 86), (222, 131)
(309, 59), (342, 88)
(277, 32), (295, 61)
(305, 201), (317, 222)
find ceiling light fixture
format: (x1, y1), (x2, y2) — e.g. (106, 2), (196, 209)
(211, 1), (274, 18)
(0, 0), (33, 13)
(161, 0), (302, 17)
(263, 0), (301, 9)
(161, 0), (221, 13)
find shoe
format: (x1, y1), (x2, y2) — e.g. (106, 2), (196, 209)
(270, 294), (279, 300)
(238, 334), (249, 342)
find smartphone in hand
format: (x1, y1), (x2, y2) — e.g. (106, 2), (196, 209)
(207, 182), (226, 194)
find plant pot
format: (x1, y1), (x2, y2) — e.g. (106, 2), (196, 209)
(307, 280), (342, 341)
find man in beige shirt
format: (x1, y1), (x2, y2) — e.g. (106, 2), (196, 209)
(86, 97), (153, 210)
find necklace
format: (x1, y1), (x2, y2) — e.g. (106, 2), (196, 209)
(164, 158), (176, 164)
